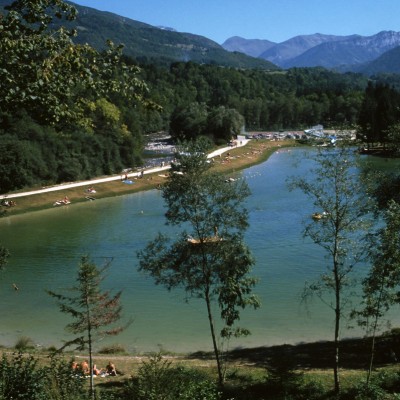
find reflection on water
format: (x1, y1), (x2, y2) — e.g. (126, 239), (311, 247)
(0, 148), (396, 353)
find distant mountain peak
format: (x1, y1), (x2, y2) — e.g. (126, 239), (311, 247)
(222, 36), (276, 58)
(222, 31), (400, 74)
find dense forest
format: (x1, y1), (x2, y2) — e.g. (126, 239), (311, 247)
(1, 0), (400, 194)
(140, 63), (367, 133)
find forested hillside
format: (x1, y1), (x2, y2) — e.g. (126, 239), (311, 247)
(139, 64), (368, 134)
(0, 0), (277, 70)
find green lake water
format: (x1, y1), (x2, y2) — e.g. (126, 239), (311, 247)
(0, 147), (397, 353)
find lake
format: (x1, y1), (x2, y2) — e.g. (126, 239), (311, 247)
(0, 147), (396, 353)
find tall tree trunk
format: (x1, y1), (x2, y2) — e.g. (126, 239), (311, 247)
(88, 324), (94, 400)
(367, 332), (377, 385)
(334, 301), (340, 395)
(333, 248), (341, 395)
(86, 299), (95, 400)
(205, 287), (223, 386)
(367, 284), (384, 386)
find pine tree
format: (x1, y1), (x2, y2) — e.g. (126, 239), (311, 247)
(47, 255), (128, 399)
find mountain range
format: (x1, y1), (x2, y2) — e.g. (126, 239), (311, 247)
(0, 0), (277, 70)
(222, 31), (400, 74)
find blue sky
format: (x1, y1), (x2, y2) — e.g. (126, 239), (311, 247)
(72, 0), (399, 44)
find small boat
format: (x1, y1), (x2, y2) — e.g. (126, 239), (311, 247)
(187, 236), (223, 244)
(85, 196), (96, 201)
(312, 211), (328, 220)
(187, 227), (223, 244)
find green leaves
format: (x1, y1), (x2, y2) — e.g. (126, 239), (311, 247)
(169, 102), (244, 143)
(0, 0), (148, 128)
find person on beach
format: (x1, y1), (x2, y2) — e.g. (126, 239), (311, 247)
(92, 364), (103, 376)
(80, 360), (90, 375)
(71, 361), (78, 372)
(106, 361), (117, 376)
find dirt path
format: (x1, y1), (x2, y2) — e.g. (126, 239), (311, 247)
(1, 141), (249, 200)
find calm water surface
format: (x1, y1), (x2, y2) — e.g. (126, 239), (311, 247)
(0, 148), (397, 353)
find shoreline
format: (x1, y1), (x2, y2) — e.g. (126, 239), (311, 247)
(1, 332), (399, 374)
(0, 139), (297, 217)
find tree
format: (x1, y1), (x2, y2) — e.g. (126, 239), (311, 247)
(0, 140), (49, 193)
(206, 106), (244, 144)
(47, 255), (128, 400)
(353, 200), (400, 385)
(169, 102), (208, 142)
(137, 141), (260, 386)
(288, 147), (374, 394)
(169, 103), (245, 144)
(0, 0), (149, 129)
(0, 0), (152, 191)
(386, 122), (400, 155)
(357, 82), (400, 146)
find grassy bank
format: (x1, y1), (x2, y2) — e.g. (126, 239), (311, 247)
(1, 139), (296, 217)
(2, 332), (400, 399)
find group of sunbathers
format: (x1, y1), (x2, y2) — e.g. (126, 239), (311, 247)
(1, 199), (16, 207)
(71, 360), (117, 377)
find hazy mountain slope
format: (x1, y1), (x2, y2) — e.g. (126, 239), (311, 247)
(258, 33), (351, 66)
(67, 3), (278, 69)
(222, 36), (276, 57)
(283, 31), (400, 69)
(0, 0), (278, 69)
(358, 45), (400, 75)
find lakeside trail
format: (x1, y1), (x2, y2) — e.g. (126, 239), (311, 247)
(1, 140), (249, 200)
(0, 139), (296, 216)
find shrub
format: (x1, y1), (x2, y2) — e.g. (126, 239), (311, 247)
(14, 336), (35, 351)
(98, 344), (127, 355)
(0, 352), (48, 400)
(45, 356), (86, 400)
(124, 353), (222, 400)
(371, 369), (400, 393)
(292, 380), (326, 400)
(354, 383), (387, 400)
